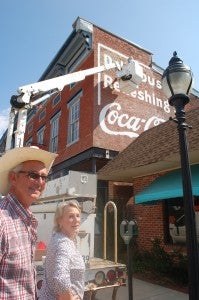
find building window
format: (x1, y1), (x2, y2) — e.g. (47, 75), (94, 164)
(50, 111), (61, 153)
(39, 109), (46, 121)
(25, 137), (32, 146)
(27, 108), (37, 123)
(37, 126), (45, 146)
(52, 94), (61, 107)
(28, 123), (33, 134)
(165, 197), (199, 245)
(67, 91), (82, 145)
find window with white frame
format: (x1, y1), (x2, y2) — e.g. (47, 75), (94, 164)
(50, 111), (61, 153)
(28, 123), (33, 134)
(52, 94), (61, 107)
(39, 109), (46, 121)
(67, 91), (82, 144)
(25, 137), (32, 146)
(37, 126), (45, 146)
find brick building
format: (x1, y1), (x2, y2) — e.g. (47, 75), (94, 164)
(2, 17), (199, 255)
(98, 107), (199, 252)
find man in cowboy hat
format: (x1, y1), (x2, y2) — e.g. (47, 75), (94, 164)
(0, 146), (57, 300)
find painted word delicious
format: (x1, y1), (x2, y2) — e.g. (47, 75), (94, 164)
(99, 103), (165, 138)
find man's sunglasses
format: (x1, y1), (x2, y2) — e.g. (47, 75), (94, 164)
(18, 171), (48, 182)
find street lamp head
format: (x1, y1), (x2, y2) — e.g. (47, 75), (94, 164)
(161, 52), (193, 106)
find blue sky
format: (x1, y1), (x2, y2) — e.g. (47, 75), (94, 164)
(0, 0), (199, 138)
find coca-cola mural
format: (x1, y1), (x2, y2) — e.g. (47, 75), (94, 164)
(99, 102), (165, 139)
(95, 43), (174, 150)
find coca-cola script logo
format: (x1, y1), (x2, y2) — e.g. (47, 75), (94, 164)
(99, 103), (166, 138)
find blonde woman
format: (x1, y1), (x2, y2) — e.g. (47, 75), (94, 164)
(39, 201), (85, 300)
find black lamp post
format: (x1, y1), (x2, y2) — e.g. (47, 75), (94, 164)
(161, 52), (199, 300)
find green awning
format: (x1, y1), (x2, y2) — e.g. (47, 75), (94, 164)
(135, 164), (199, 204)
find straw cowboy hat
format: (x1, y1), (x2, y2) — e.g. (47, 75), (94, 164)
(0, 146), (58, 196)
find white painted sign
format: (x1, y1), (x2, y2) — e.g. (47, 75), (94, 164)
(97, 43), (172, 139)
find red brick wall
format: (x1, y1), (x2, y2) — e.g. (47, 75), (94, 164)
(134, 201), (165, 250)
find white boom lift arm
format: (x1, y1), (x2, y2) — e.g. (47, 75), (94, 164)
(5, 58), (143, 151)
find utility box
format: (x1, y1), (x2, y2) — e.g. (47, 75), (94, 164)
(40, 171), (97, 200)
